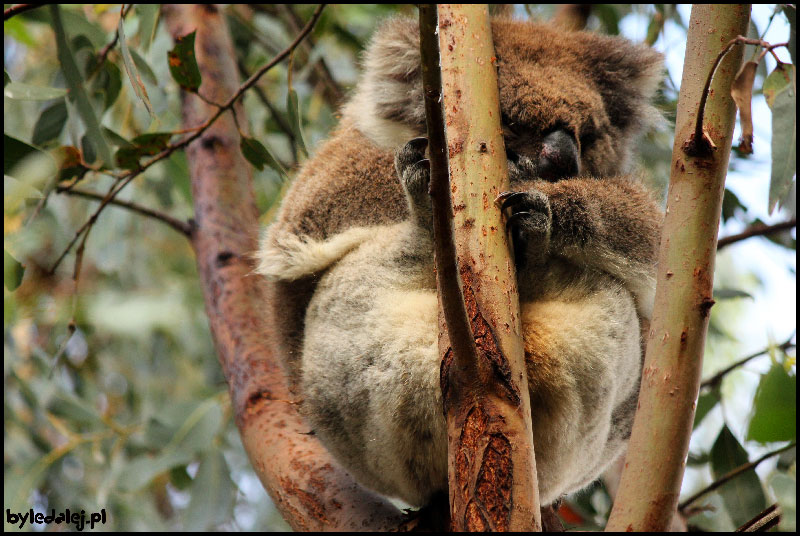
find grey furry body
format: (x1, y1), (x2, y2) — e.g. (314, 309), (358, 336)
(256, 16), (663, 508)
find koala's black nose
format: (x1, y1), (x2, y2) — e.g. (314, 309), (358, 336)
(538, 129), (580, 181)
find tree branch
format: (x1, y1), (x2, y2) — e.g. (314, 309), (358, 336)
(736, 503), (782, 532)
(424, 5), (540, 530)
(700, 334), (796, 389)
(3, 3), (41, 21)
(161, 4), (432, 530)
(49, 4), (326, 275)
(717, 218), (796, 249)
(678, 442), (796, 511)
(606, 5), (751, 532)
(58, 187), (193, 237)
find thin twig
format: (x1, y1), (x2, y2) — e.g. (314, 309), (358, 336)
(59, 187), (193, 236)
(717, 218), (796, 249)
(736, 503), (782, 532)
(700, 334), (796, 389)
(3, 3), (42, 20)
(685, 36), (790, 157)
(88, 4), (133, 80)
(48, 4), (326, 273)
(678, 442), (797, 511)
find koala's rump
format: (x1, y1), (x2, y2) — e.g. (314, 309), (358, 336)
(299, 237), (642, 506)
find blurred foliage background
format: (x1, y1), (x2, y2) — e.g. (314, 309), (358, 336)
(4, 4), (796, 531)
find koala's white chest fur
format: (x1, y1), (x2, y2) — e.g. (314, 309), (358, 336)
(297, 221), (642, 507)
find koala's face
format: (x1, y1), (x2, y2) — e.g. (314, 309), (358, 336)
(345, 18), (663, 180)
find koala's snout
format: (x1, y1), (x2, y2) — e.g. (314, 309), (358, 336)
(538, 129), (580, 182)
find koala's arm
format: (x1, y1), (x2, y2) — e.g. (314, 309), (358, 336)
(514, 177), (662, 319)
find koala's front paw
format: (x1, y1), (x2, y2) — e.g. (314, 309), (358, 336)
(395, 137), (432, 225)
(497, 190), (552, 267)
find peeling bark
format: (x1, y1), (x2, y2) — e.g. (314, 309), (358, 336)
(420, 5), (540, 531)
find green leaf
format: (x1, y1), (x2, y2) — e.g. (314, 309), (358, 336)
(130, 49), (158, 86)
(763, 64), (793, 109)
(694, 389), (719, 428)
(32, 101), (69, 146)
(4, 250), (25, 292)
(768, 71), (796, 214)
(747, 364), (796, 443)
(784, 6), (796, 66)
(49, 5), (113, 166)
(240, 136), (287, 179)
(136, 4), (160, 52)
(286, 88), (308, 158)
(167, 31), (202, 92)
(60, 9), (107, 49)
(115, 132), (172, 169)
(184, 450), (236, 531)
(118, 16), (154, 118)
(46, 392), (103, 425)
(721, 188), (745, 222)
(710, 426), (768, 528)
(4, 135), (40, 175)
(3, 81), (67, 101)
(90, 61), (123, 111)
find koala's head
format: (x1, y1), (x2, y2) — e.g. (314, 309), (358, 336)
(342, 17), (664, 180)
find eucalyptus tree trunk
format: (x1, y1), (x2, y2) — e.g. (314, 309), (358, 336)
(605, 5), (751, 531)
(420, 4), (541, 531)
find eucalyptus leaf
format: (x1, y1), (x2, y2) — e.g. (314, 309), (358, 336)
(710, 426), (767, 528)
(4, 250), (25, 292)
(3, 81), (67, 101)
(167, 31), (202, 92)
(747, 364), (796, 443)
(32, 101), (69, 146)
(118, 16), (155, 118)
(49, 5), (113, 166)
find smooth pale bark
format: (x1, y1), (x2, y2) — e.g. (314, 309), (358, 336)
(421, 4), (540, 531)
(605, 5), (751, 532)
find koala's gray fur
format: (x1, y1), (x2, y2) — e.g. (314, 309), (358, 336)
(257, 16), (664, 507)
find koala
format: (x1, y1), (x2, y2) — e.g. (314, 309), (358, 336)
(256, 17), (664, 508)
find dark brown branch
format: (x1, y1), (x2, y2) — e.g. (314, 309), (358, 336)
(678, 442), (796, 511)
(3, 3), (42, 20)
(59, 187), (193, 236)
(700, 335), (796, 389)
(736, 503), (782, 532)
(717, 218), (796, 249)
(48, 4), (326, 274)
(685, 36), (790, 157)
(88, 4), (133, 80)
(280, 4), (344, 108)
(419, 5), (479, 377)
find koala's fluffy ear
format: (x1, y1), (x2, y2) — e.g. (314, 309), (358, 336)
(341, 18), (424, 148)
(581, 34), (665, 132)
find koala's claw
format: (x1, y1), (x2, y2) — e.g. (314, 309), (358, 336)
(396, 139), (433, 225)
(407, 137), (429, 152)
(498, 189), (552, 267)
(497, 191), (528, 211)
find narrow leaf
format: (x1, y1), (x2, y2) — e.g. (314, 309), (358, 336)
(167, 31), (202, 92)
(768, 78), (796, 214)
(118, 16), (154, 117)
(240, 136), (287, 179)
(184, 451), (236, 531)
(711, 426), (768, 528)
(286, 88), (308, 158)
(3, 81), (67, 101)
(693, 389), (719, 428)
(49, 5), (113, 166)
(712, 288), (753, 300)
(763, 63), (793, 108)
(730, 61), (757, 154)
(32, 101), (69, 146)
(136, 4), (160, 52)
